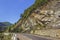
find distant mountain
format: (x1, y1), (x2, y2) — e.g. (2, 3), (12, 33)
(0, 22), (12, 27)
(0, 22), (12, 32)
(0, 23), (6, 27)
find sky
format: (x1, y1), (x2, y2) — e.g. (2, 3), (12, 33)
(0, 0), (35, 24)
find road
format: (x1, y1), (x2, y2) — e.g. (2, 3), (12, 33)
(12, 33), (60, 40)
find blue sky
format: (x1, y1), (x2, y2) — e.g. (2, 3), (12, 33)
(0, 0), (35, 23)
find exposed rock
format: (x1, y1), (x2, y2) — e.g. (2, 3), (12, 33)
(11, 0), (60, 33)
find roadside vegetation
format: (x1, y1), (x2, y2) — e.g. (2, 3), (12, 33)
(0, 33), (12, 40)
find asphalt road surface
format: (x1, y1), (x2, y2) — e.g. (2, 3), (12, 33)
(14, 33), (60, 40)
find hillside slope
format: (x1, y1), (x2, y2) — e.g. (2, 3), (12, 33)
(7, 0), (60, 33)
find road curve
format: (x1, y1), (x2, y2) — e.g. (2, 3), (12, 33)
(15, 33), (60, 40)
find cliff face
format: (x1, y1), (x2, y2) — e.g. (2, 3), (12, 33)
(9, 0), (60, 32)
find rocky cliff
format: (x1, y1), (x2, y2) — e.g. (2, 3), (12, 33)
(8, 0), (60, 33)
